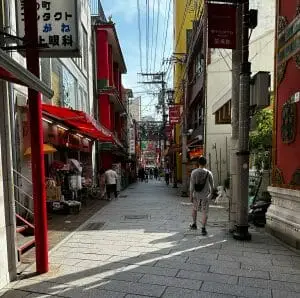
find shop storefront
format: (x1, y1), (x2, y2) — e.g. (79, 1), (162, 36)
(0, 48), (53, 288)
(20, 103), (116, 214)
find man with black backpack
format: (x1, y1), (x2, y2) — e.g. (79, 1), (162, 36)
(189, 156), (215, 235)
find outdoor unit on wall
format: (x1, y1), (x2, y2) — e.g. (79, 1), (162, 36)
(250, 71), (271, 109)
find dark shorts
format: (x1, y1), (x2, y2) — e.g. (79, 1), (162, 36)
(106, 184), (117, 195)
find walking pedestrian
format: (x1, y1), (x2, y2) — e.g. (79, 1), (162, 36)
(105, 167), (118, 200)
(154, 167), (158, 180)
(98, 168), (106, 200)
(165, 166), (171, 185)
(189, 156), (214, 235)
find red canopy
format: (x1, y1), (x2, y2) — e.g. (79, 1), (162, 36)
(42, 104), (113, 142)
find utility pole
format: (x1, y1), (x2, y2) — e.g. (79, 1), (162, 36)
(181, 79), (189, 197)
(139, 72), (167, 151)
(233, 0), (251, 241)
(230, 2), (242, 232)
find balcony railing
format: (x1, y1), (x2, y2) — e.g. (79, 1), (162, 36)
(89, 0), (106, 19)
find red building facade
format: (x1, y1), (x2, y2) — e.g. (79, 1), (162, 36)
(267, 0), (300, 249)
(95, 22), (128, 170)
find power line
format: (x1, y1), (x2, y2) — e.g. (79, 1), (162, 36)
(149, 0), (156, 73)
(161, 0), (172, 71)
(153, 0), (161, 72)
(137, 0), (143, 73)
(146, 0), (150, 73)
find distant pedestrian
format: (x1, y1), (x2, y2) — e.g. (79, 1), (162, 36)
(105, 167), (118, 200)
(98, 168), (106, 199)
(189, 156), (214, 235)
(165, 167), (171, 185)
(154, 167), (158, 180)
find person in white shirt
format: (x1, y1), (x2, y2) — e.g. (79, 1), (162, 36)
(105, 168), (118, 200)
(189, 156), (215, 235)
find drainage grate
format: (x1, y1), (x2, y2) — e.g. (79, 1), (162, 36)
(124, 215), (148, 220)
(84, 222), (105, 230)
(119, 195), (128, 198)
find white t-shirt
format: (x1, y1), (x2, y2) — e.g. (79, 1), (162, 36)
(105, 169), (118, 185)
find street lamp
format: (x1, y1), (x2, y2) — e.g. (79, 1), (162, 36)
(166, 89), (175, 105)
(166, 89), (178, 188)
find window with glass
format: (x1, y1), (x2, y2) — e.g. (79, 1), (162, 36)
(194, 53), (204, 77)
(82, 26), (88, 71)
(62, 67), (77, 109)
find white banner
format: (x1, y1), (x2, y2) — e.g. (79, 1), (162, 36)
(16, 0), (81, 57)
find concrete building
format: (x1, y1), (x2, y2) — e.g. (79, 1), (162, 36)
(129, 97), (141, 122)
(205, 0), (275, 186)
(173, 0), (204, 181)
(0, 0), (53, 289)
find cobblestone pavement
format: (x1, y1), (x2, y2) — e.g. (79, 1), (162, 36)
(2, 180), (300, 298)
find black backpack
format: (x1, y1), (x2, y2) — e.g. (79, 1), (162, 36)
(194, 171), (209, 192)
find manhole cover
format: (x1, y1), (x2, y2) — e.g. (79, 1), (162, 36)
(124, 215), (148, 220)
(119, 195), (128, 198)
(84, 222), (105, 230)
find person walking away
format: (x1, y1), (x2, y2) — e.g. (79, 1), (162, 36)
(105, 167), (118, 200)
(98, 168), (106, 200)
(154, 167), (158, 180)
(165, 167), (170, 185)
(189, 156), (214, 235)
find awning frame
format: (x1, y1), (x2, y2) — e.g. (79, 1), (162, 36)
(0, 48), (53, 98)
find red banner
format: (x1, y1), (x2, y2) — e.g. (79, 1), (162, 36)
(169, 105), (181, 124)
(164, 124), (173, 140)
(208, 3), (236, 49)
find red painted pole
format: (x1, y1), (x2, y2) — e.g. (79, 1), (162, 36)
(24, 0), (49, 273)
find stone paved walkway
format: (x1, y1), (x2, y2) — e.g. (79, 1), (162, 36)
(1, 180), (300, 298)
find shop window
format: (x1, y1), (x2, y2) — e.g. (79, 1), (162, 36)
(82, 26), (88, 71)
(194, 52), (204, 78)
(62, 67), (77, 110)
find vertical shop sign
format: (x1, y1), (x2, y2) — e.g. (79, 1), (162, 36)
(16, 0), (81, 57)
(169, 105), (181, 124)
(129, 126), (136, 155)
(208, 3), (237, 49)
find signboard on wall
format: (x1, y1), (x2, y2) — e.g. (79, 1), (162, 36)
(16, 0), (81, 57)
(208, 3), (236, 49)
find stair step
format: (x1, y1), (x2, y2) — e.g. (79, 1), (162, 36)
(16, 225), (28, 233)
(17, 239), (35, 262)
(16, 214), (34, 230)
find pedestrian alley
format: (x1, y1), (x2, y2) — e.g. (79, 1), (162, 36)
(1, 181), (300, 298)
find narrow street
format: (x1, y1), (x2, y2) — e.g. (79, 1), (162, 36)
(2, 181), (300, 298)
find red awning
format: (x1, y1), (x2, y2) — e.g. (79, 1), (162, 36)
(42, 104), (113, 142)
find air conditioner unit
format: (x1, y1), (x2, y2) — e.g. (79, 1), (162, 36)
(250, 71), (271, 109)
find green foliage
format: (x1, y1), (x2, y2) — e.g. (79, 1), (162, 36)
(249, 108), (273, 170)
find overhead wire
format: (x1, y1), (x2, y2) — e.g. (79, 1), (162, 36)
(146, 0), (150, 73)
(149, 0), (156, 73)
(137, 0), (143, 73)
(153, 0), (161, 72)
(161, 0), (172, 72)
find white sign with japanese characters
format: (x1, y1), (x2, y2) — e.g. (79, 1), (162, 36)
(16, 0), (81, 57)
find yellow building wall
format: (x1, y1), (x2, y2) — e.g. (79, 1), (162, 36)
(173, 0), (203, 181)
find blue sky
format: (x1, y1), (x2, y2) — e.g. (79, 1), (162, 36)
(101, 0), (173, 118)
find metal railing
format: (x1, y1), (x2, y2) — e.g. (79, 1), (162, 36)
(13, 169), (34, 216)
(89, 0), (106, 19)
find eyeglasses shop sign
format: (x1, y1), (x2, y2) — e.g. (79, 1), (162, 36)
(16, 0), (81, 57)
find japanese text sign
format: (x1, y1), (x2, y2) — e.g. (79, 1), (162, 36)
(16, 0), (81, 57)
(169, 105), (181, 124)
(208, 3), (236, 49)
